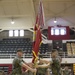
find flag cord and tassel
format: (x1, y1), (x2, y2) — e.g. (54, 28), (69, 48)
(32, 51), (39, 75)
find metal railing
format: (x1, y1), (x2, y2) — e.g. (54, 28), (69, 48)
(0, 52), (74, 59)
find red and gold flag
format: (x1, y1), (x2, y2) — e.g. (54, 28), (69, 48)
(32, 0), (45, 63)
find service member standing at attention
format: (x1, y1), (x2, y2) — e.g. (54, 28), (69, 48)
(11, 49), (36, 75)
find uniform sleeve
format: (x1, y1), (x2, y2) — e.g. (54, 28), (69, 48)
(19, 59), (25, 66)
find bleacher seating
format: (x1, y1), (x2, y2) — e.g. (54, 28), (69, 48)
(62, 43), (67, 51)
(71, 42), (75, 56)
(0, 38), (49, 54)
(66, 42), (72, 56)
(66, 41), (75, 56)
(0, 66), (9, 74)
(39, 44), (49, 54)
(0, 38), (32, 54)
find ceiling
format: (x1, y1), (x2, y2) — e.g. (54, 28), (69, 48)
(0, 0), (75, 30)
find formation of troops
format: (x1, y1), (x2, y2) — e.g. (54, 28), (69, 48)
(9, 49), (72, 75)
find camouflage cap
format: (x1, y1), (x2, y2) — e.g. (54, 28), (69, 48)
(17, 49), (23, 53)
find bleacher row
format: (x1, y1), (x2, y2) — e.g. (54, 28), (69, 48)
(0, 38), (49, 54)
(66, 42), (75, 56)
(0, 38), (75, 57)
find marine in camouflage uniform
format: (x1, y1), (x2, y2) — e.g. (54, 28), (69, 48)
(51, 50), (62, 75)
(36, 56), (50, 75)
(11, 49), (36, 75)
(11, 55), (24, 75)
(36, 62), (48, 75)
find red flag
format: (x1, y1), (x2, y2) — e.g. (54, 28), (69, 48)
(32, 27), (42, 63)
(32, 0), (45, 63)
(37, 0), (45, 27)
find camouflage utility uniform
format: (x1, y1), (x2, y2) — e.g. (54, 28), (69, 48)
(11, 56), (24, 75)
(36, 63), (47, 75)
(51, 56), (61, 75)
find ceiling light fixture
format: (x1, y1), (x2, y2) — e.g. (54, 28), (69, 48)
(11, 17), (15, 24)
(54, 17), (57, 23)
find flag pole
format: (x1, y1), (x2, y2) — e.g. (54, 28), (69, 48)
(32, 0), (45, 75)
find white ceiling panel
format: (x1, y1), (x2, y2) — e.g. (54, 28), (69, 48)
(18, 2), (33, 15)
(3, 5), (19, 15)
(0, 0), (74, 30)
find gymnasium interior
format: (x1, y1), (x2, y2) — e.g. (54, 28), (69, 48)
(0, 0), (75, 75)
